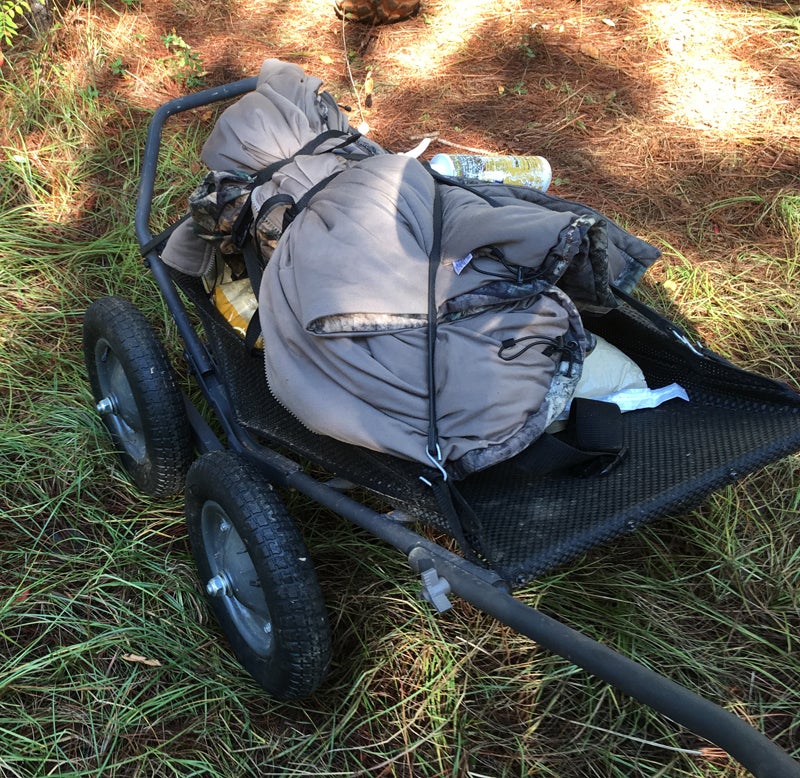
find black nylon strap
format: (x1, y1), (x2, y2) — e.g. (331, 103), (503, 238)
(140, 212), (192, 257)
(244, 308), (262, 353)
(231, 130), (362, 247)
(428, 478), (482, 563)
(241, 241), (264, 299)
(252, 193), (296, 255)
(426, 184), (444, 460)
(240, 240), (265, 355)
(512, 398), (627, 477)
(254, 193), (295, 227)
(571, 397), (624, 452)
(283, 170), (345, 230)
(251, 129), (360, 186)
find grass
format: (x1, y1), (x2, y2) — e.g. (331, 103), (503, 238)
(1, 0), (799, 776)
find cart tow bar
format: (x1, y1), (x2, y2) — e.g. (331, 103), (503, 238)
(407, 545), (800, 778)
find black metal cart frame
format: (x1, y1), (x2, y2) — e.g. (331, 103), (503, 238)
(121, 78), (800, 777)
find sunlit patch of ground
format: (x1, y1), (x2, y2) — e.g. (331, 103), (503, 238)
(382, 0), (500, 76)
(641, 0), (797, 134)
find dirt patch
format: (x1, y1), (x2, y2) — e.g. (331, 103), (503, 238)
(36, 0), (800, 256)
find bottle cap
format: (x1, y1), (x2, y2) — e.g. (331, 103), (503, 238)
(429, 153), (455, 177)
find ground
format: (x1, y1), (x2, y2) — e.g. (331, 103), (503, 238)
(23, 0), (800, 378)
(1, 1), (799, 776)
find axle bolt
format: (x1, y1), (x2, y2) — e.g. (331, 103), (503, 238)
(206, 573), (231, 598)
(96, 397), (116, 415)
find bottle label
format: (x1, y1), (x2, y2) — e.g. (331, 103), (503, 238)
(441, 154), (551, 191)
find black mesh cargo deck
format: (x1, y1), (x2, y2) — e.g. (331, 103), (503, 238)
(179, 274), (800, 588)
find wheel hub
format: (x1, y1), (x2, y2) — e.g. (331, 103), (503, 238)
(200, 500), (274, 657)
(93, 339), (147, 462)
(95, 395), (118, 415)
(206, 572), (233, 598)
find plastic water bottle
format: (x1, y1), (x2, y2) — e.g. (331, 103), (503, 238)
(429, 153), (552, 191)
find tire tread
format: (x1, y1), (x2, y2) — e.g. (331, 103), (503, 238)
(83, 296), (193, 497)
(186, 451), (331, 699)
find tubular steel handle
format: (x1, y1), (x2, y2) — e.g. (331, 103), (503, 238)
(131, 78), (257, 449)
(407, 547), (800, 778)
(134, 77), (258, 249)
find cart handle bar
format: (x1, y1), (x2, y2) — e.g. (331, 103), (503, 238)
(408, 545), (800, 778)
(134, 77), (258, 249)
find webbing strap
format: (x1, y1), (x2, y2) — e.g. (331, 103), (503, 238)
(244, 306), (262, 353)
(251, 129), (360, 187)
(421, 183), (484, 559)
(239, 240), (265, 354)
(426, 184), (444, 463)
(512, 398), (627, 477)
(254, 193), (295, 232)
(231, 129), (362, 247)
(428, 478), (483, 561)
(283, 170), (346, 230)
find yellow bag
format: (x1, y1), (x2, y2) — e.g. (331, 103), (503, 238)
(204, 254), (263, 349)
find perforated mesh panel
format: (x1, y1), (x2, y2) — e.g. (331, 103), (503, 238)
(177, 274), (800, 588)
(459, 403), (799, 585)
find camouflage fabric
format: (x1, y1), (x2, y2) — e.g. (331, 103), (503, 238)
(254, 204), (285, 264)
(334, 0), (420, 24)
(189, 170), (254, 255)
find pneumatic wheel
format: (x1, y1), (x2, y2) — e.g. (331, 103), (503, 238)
(83, 296), (193, 498)
(185, 451), (332, 699)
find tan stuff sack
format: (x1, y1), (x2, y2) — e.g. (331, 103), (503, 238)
(334, 0), (420, 24)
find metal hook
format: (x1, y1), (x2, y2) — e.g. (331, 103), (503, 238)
(425, 443), (448, 482)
